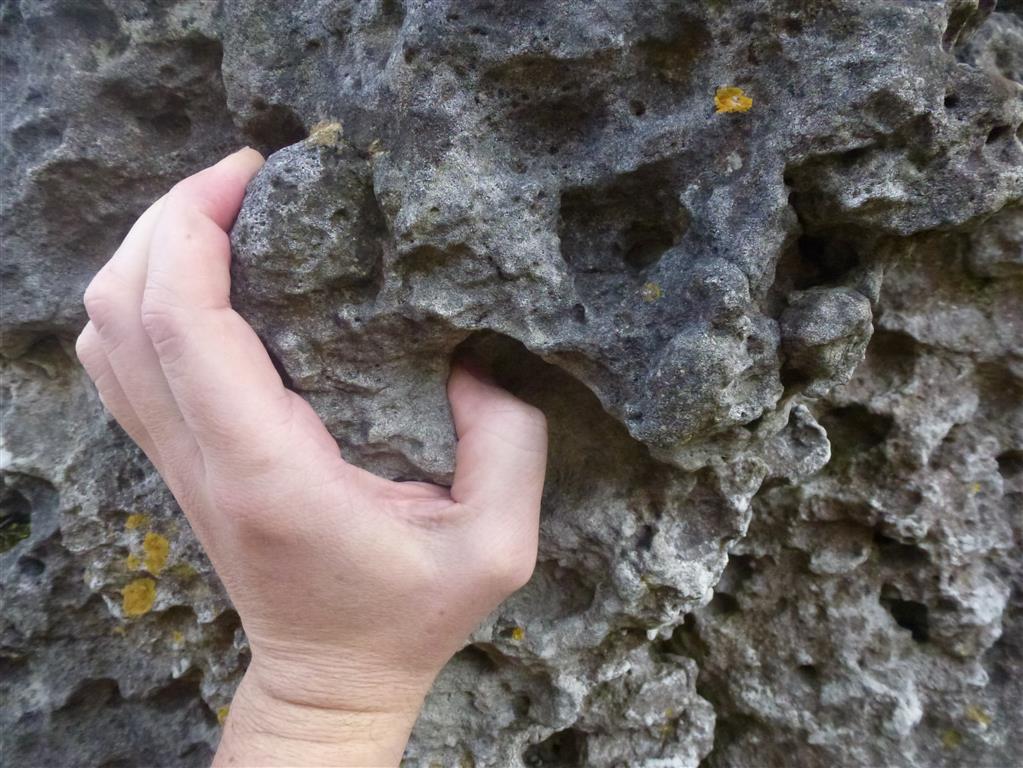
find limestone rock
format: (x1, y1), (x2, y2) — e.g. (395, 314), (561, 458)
(2, 1), (1021, 767)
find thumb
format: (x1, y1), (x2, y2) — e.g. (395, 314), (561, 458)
(447, 361), (548, 532)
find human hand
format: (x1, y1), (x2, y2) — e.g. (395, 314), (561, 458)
(75, 149), (548, 766)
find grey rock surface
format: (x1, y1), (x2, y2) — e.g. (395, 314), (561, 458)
(2, 1), (1021, 766)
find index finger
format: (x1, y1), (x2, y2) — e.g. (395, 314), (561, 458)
(140, 148), (312, 467)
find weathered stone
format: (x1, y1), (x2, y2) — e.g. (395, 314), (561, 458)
(2, 1), (1021, 767)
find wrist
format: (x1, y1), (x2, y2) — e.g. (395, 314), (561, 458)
(214, 660), (425, 767)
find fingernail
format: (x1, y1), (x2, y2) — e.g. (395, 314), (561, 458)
(229, 146), (265, 163)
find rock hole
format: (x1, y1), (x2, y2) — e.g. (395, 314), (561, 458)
(943, 92), (959, 109)
(637, 15), (711, 83)
(880, 586), (929, 642)
(997, 450), (1023, 481)
(61, 678), (121, 711)
(854, 329), (918, 391)
(637, 523), (655, 551)
(987, 125), (1013, 144)
(797, 663), (818, 681)
(558, 161), (688, 274)
(480, 52), (611, 155)
(783, 17), (804, 35)
(708, 591), (740, 615)
(818, 404), (892, 463)
(630, 99), (647, 116)
(622, 221), (677, 270)
(243, 103), (306, 155)
(793, 233), (861, 287)
(523, 727), (587, 768)
(719, 553), (755, 593)
(873, 529), (929, 566)
(0, 488), (32, 553)
(151, 669), (205, 712)
(453, 643), (501, 674)
(18, 556), (45, 578)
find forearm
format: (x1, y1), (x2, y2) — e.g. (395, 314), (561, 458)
(213, 669), (421, 767)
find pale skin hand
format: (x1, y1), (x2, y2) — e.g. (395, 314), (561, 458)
(76, 148), (548, 766)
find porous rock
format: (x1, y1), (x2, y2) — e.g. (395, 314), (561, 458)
(1, 1), (1021, 766)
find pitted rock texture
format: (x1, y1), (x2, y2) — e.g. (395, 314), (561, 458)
(2, 1), (1021, 767)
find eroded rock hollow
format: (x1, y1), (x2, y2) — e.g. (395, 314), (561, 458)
(2, 1), (1021, 766)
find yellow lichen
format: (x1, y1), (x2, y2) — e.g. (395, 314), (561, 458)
(125, 553), (141, 570)
(142, 532), (170, 574)
(510, 626), (526, 642)
(217, 706), (230, 726)
(965, 705), (992, 727)
(970, 482), (981, 495)
(125, 513), (148, 531)
(168, 562), (198, 580)
(715, 86), (753, 114)
(306, 120), (343, 147)
(941, 729), (962, 749)
(122, 578), (157, 618)
(171, 630), (185, 645)
(641, 281), (664, 302)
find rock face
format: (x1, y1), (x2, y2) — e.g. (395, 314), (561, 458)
(2, 1), (1021, 766)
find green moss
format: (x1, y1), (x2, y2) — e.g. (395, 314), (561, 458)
(0, 521), (31, 552)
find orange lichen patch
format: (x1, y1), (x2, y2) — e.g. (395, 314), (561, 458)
(142, 532), (170, 573)
(965, 706), (992, 727)
(641, 281), (664, 302)
(125, 513), (149, 530)
(510, 626), (526, 642)
(125, 553), (141, 570)
(217, 706), (230, 726)
(715, 86), (753, 113)
(941, 729), (962, 749)
(122, 578), (157, 617)
(307, 120), (343, 147)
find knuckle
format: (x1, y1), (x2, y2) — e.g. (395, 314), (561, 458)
(83, 267), (134, 332)
(501, 401), (547, 429)
(488, 403), (548, 450)
(139, 293), (187, 362)
(74, 329), (101, 369)
(82, 279), (117, 330)
(519, 403), (547, 431)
